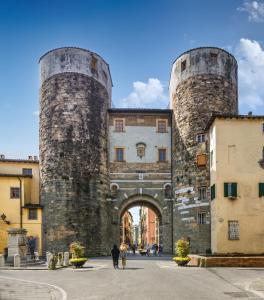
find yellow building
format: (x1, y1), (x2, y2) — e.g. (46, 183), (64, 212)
(208, 115), (264, 254)
(0, 156), (42, 255)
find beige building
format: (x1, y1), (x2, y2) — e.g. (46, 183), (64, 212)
(208, 115), (264, 254)
(0, 156), (42, 255)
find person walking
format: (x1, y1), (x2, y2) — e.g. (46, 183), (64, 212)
(111, 244), (120, 269)
(120, 243), (127, 270)
(28, 236), (36, 260)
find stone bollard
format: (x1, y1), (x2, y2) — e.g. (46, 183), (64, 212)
(63, 252), (69, 266)
(34, 251), (39, 261)
(46, 252), (53, 267)
(0, 255), (5, 267)
(58, 252), (64, 266)
(14, 254), (21, 267)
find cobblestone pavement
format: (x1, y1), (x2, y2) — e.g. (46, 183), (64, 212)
(0, 276), (65, 300)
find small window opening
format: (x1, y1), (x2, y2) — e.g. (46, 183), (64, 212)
(181, 60), (186, 72)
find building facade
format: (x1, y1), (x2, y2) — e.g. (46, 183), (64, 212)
(0, 157), (42, 254)
(208, 115), (264, 254)
(2, 46), (264, 256)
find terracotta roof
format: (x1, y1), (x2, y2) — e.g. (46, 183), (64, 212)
(205, 114), (264, 131)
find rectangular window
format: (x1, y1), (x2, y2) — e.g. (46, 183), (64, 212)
(228, 220), (239, 240)
(198, 186), (207, 200)
(116, 148), (124, 162)
(259, 183), (264, 197)
(196, 134), (205, 143)
(224, 183), (237, 198)
(114, 119), (125, 132)
(158, 149), (166, 162)
(197, 212), (207, 225)
(28, 208), (38, 220)
(22, 168), (32, 175)
(181, 60), (186, 72)
(157, 120), (167, 133)
(211, 184), (215, 200)
(10, 187), (20, 199)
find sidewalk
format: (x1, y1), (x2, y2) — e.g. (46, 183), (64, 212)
(0, 276), (65, 300)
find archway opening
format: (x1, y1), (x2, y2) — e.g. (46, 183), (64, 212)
(119, 199), (163, 255)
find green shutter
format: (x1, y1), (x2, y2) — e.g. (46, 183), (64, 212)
(224, 183), (228, 197)
(259, 183), (264, 197)
(211, 184), (215, 200)
(231, 183), (237, 197)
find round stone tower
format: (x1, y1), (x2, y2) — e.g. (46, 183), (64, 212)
(39, 47), (112, 255)
(169, 47), (238, 253)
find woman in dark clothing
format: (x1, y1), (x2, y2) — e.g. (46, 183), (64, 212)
(111, 244), (120, 269)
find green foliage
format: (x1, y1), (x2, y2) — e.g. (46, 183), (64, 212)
(175, 239), (190, 258)
(69, 241), (85, 258)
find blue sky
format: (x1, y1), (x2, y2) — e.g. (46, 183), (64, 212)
(0, 0), (264, 158)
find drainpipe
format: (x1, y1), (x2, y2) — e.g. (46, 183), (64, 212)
(17, 177), (22, 228)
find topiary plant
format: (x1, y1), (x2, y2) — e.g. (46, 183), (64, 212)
(173, 239), (191, 266)
(69, 241), (87, 268)
(69, 241), (85, 258)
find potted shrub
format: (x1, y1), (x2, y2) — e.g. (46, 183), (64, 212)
(69, 242), (88, 268)
(173, 239), (191, 266)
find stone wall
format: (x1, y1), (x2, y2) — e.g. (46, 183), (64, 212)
(170, 48), (238, 254)
(40, 48), (112, 255)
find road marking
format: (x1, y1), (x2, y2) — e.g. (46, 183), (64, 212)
(0, 275), (67, 300)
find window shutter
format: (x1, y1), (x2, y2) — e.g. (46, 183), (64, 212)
(224, 183), (228, 197)
(211, 184), (215, 200)
(259, 183), (264, 197)
(231, 183), (237, 197)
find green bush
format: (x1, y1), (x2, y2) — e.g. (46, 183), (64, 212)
(175, 239), (190, 258)
(69, 241), (85, 258)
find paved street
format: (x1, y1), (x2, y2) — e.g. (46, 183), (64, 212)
(1, 256), (264, 299)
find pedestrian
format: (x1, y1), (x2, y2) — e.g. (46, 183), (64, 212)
(158, 244), (162, 257)
(111, 244), (120, 269)
(28, 236), (36, 260)
(147, 244), (150, 256)
(120, 243), (127, 269)
(155, 244), (159, 256)
(132, 244), (136, 255)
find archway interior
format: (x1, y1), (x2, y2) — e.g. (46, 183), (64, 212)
(120, 202), (161, 252)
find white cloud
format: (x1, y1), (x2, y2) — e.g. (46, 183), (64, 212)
(119, 78), (168, 108)
(236, 38), (264, 109)
(238, 0), (264, 22)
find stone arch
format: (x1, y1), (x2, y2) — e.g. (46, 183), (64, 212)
(119, 194), (163, 224)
